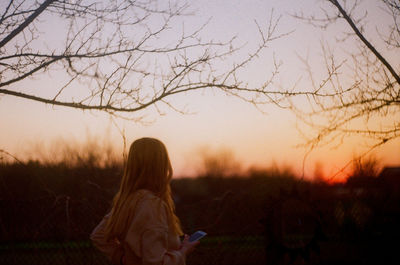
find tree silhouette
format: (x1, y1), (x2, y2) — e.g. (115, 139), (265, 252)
(0, 0), (286, 119)
(289, 0), (399, 149)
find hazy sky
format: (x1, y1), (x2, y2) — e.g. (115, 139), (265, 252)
(1, 0), (399, 181)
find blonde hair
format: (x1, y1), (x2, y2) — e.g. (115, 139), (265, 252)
(104, 137), (183, 241)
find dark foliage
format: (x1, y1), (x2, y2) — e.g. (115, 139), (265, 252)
(0, 161), (399, 264)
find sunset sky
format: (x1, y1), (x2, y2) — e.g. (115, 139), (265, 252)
(1, 0), (399, 182)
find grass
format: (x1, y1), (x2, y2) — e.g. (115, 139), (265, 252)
(2, 235), (400, 265)
(0, 237), (266, 265)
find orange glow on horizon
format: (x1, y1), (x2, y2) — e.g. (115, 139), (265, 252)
(0, 0), (398, 187)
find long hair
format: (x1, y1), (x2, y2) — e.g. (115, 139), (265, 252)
(104, 137), (182, 241)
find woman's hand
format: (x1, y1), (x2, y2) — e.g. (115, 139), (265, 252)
(179, 234), (200, 257)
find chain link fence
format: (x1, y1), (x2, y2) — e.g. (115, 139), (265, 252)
(0, 190), (268, 265)
(1, 163), (400, 265)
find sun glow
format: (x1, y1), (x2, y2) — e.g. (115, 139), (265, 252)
(1, 0), (399, 184)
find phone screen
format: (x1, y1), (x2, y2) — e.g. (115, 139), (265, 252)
(189, 231), (207, 242)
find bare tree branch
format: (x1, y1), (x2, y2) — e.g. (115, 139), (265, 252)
(288, 0), (400, 148)
(329, 0), (400, 85)
(0, 0), (56, 48)
(0, 0), (288, 120)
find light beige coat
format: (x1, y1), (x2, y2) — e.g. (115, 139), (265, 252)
(91, 190), (185, 265)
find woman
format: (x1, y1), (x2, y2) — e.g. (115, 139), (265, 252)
(91, 137), (198, 265)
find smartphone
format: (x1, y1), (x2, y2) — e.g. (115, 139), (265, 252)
(189, 230), (207, 242)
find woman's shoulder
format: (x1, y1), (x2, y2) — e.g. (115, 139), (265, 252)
(135, 189), (158, 199)
(130, 190), (168, 225)
(131, 189), (164, 208)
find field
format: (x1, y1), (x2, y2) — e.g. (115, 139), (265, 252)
(1, 162), (399, 264)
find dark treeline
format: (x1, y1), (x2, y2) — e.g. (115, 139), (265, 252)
(1, 160), (399, 240)
(1, 160), (399, 264)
